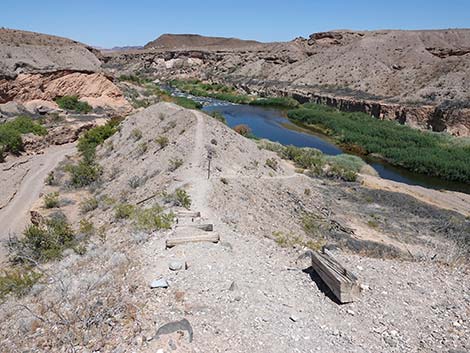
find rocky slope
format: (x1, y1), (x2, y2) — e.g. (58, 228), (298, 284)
(0, 28), (131, 114)
(105, 29), (470, 135)
(1, 103), (468, 352)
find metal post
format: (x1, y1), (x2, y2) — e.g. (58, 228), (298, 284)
(207, 150), (213, 179)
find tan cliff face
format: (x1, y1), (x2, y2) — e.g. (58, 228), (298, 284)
(104, 29), (470, 136)
(0, 29), (131, 114)
(0, 72), (131, 113)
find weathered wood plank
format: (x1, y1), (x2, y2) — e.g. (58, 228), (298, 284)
(176, 223), (213, 231)
(308, 250), (360, 303)
(166, 234), (220, 248)
(176, 211), (201, 218)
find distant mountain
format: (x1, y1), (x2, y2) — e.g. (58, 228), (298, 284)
(144, 33), (261, 50)
(100, 45), (144, 53)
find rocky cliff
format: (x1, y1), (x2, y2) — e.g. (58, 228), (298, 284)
(104, 29), (470, 135)
(0, 28), (131, 114)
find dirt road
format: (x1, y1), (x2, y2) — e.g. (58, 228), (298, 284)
(0, 143), (76, 260)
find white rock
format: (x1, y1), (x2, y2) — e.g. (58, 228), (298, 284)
(169, 260), (186, 271)
(150, 279), (169, 288)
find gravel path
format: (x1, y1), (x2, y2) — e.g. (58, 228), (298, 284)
(0, 143), (76, 261)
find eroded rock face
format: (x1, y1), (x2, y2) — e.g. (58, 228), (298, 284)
(0, 28), (132, 115)
(0, 72), (132, 114)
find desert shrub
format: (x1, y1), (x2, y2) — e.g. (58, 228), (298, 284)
(250, 96), (299, 109)
(0, 268), (42, 300)
(155, 136), (169, 148)
(0, 145), (5, 162)
(77, 119), (120, 160)
(79, 219), (94, 235)
(0, 116), (47, 155)
(137, 142), (148, 155)
(55, 96), (92, 113)
(327, 154), (365, 173)
(175, 189), (191, 209)
(5, 115), (47, 135)
(44, 192), (60, 208)
(265, 158), (278, 171)
(79, 197), (99, 213)
(209, 111), (227, 124)
(174, 97), (202, 110)
(233, 124), (251, 137)
(325, 163), (358, 182)
(8, 213), (76, 263)
(130, 128), (143, 141)
(65, 161), (102, 188)
(118, 74), (150, 84)
(168, 157), (183, 171)
(128, 175), (147, 189)
(134, 205), (174, 231)
(45, 171), (57, 186)
(162, 189), (192, 209)
(114, 203), (135, 220)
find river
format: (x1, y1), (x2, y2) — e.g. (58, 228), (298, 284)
(166, 87), (470, 194)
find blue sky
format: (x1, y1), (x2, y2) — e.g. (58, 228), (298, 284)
(1, 0), (469, 48)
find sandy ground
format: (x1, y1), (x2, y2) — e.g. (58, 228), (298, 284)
(360, 174), (470, 218)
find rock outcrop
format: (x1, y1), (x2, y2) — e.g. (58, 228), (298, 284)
(0, 28), (131, 114)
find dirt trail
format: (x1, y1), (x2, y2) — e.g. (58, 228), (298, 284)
(0, 143), (76, 260)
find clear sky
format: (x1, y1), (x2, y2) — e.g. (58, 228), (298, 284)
(1, 0), (469, 48)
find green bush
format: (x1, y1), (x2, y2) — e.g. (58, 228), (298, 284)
(175, 189), (191, 209)
(67, 119), (119, 187)
(155, 136), (169, 148)
(44, 192), (60, 208)
(118, 74), (151, 84)
(265, 158), (278, 171)
(169, 157), (183, 171)
(174, 97), (202, 110)
(134, 206), (174, 231)
(79, 219), (95, 235)
(250, 97), (299, 109)
(0, 116), (47, 155)
(0, 268), (42, 300)
(79, 197), (99, 213)
(288, 103), (470, 182)
(55, 96), (92, 113)
(114, 203), (135, 220)
(8, 213), (76, 263)
(130, 128), (143, 141)
(78, 119), (120, 161)
(325, 163), (358, 182)
(65, 161), (102, 188)
(326, 154), (365, 173)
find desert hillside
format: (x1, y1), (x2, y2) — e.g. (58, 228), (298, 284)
(0, 103), (468, 352)
(105, 29), (470, 135)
